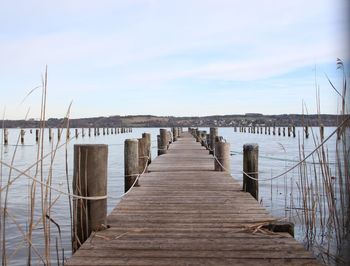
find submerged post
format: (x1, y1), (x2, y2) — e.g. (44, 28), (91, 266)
(243, 143), (259, 201)
(214, 140), (230, 172)
(304, 126), (309, 139)
(4, 128), (8, 145)
(124, 139), (139, 192)
(36, 129), (39, 142)
(49, 128), (52, 141)
(72, 144), (108, 253)
(320, 124), (324, 141)
(20, 129), (25, 144)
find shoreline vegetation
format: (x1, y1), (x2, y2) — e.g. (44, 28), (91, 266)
(0, 113), (341, 128)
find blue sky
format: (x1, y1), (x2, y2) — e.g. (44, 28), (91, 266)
(0, 0), (348, 119)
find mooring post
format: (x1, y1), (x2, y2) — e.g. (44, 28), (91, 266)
(283, 127), (285, 137)
(35, 129), (39, 142)
(57, 128), (61, 140)
(172, 127), (178, 142)
(209, 127), (218, 155)
(158, 129), (168, 155)
(103, 128), (106, 135)
(200, 131), (207, 147)
(320, 124), (324, 141)
(142, 133), (152, 164)
(304, 126), (309, 139)
(20, 129), (25, 144)
(72, 144), (108, 253)
(88, 127), (91, 137)
(4, 128), (8, 145)
(138, 137), (148, 174)
(292, 126), (296, 138)
(243, 143), (259, 201)
(214, 140), (230, 172)
(124, 139), (139, 192)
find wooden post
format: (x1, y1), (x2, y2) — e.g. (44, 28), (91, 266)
(72, 144), (108, 253)
(304, 126), (309, 138)
(124, 139), (139, 192)
(214, 141), (230, 173)
(67, 129), (70, 139)
(49, 128), (52, 141)
(57, 128), (61, 140)
(82, 128), (85, 138)
(107, 128), (109, 135)
(172, 127), (178, 141)
(158, 129), (168, 155)
(209, 127), (218, 155)
(288, 127), (291, 137)
(19, 129), (25, 144)
(36, 129), (39, 142)
(138, 137), (148, 174)
(243, 143), (259, 200)
(142, 133), (152, 164)
(200, 131), (207, 147)
(4, 128), (8, 145)
(88, 127), (91, 137)
(103, 128), (106, 135)
(320, 124), (324, 141)
(268, 127), (271, 135)
(282, 127), (285, 137)
(292, 126), (296, 138)
(75, 128), (79, 138)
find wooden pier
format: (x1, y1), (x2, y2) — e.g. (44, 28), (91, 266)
(66, 132), (318, 265)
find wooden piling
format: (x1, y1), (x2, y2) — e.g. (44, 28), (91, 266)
(124, 139), (139, 192)
(243, 143), (259, 201)
(58, 128), (61, 140)
(49, 128), (52, 141)
(72, 144), (108, 252)
(292, 126), (296, 138)
(283, 127), (285, 137)
(82, 128), (85, 138)
(35, 129), (39, 142)
(88, 128), (91, 137)
(142, 133), (152, 164)
(20, 129), (25, 144)
(75, 128), (79, 138)
(4, 128), (8, 145)
(320, 124), (324, 141)
(172, 127), (178, 141)
(214, 140), (230, 173)
(304, 126), (309, 138)
(209, 127), (218, 155)
(158, 129), (168, 155)
(138, 137), (148, 174)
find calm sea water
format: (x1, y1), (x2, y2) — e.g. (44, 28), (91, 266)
(0, 127), (340, 265)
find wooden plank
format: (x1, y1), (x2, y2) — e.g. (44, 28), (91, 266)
(66, 131), (318, 265)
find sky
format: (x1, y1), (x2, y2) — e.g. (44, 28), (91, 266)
(0, 0), (349, 119)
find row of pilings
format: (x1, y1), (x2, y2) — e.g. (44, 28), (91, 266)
(1, 127), (133, 145)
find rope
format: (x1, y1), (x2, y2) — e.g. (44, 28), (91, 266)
(120, 155), (150, 198)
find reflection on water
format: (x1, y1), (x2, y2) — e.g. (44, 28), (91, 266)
(0, 127), (344, 265)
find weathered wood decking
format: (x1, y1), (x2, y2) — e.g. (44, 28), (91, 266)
(66, 132), (318, 265)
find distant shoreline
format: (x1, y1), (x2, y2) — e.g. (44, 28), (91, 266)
(1, 114), (342, 128)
